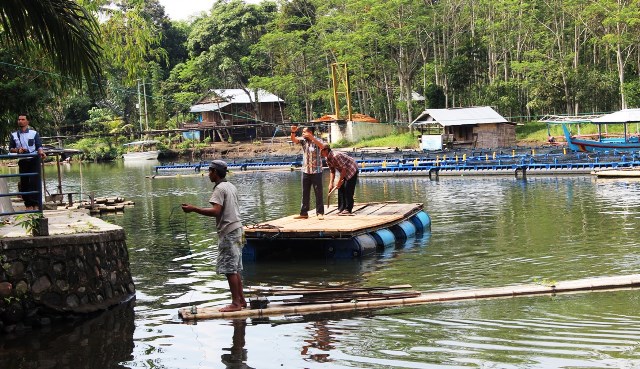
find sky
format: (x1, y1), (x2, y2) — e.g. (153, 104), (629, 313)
(158, 0), (262, 21)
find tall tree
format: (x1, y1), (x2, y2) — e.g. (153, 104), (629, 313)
(187, 0), (277, 118)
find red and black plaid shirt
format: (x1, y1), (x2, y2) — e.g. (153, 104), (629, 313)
(326, 151), (358, 180)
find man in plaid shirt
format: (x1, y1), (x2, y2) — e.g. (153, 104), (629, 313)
(321, 145), (358, 215)
(291, 125), (325, 219)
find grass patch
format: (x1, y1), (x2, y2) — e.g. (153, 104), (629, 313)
(351, 132), (419, 149)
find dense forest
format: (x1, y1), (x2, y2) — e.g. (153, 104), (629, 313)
(2, 0), (640, 143)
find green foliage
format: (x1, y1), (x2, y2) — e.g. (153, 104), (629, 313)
(15, 213), (44, 235)
(69, 137), (121, 161)
(101, 3), (167, 83)
(82, 107), (129, 135)
(0, 0), (103, 87)
(7, 0), (640, 147)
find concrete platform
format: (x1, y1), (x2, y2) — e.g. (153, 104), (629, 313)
(0, 209), (121, 238)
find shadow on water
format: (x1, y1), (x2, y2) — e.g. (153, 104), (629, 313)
(243, 232), (432, 288)
(0, 300), (135, 369)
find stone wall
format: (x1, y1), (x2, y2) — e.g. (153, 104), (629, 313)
(0, 229), (135, 332)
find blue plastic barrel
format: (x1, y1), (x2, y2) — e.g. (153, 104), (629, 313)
(242, 242), (257, 261)
(371, 229), (396, 248)
(352, 234), (377, 257)
(390, 220), (416, 242)
(409, 211), (431, 232)
(326, 234), (377, 258)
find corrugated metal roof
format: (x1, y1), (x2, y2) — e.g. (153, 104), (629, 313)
(591, 109), (640, 123)
(210, 88), (283, 104)
(189, 101), (231, 113)
(190, 88), (284, 112)
(410, 107), (508, 127)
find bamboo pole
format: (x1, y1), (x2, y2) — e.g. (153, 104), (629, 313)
(179, 274), (640, 321)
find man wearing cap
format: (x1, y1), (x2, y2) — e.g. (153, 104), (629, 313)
(320, 145), (358, 215)
(181, 160), (246, 312)
(290, 124), (325, 219)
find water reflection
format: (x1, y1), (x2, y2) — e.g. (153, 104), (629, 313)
(0, 301), (135, 369)
(300, 320), (335, 363)
(220, 319), (253, 369)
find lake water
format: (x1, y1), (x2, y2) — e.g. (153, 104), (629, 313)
(2, 160), (640, 368)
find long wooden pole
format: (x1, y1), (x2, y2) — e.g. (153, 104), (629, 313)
(179, 274), (640, 321)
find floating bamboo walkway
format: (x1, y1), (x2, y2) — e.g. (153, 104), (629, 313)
(178, 274), (640, 321)
(61, 196), (134, 214)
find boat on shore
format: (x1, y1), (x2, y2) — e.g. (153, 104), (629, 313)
(561, 109), (640, 153)
(123, 140), (160, 160)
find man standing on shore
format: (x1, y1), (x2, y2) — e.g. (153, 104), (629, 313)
(291, 125), (325, 220)
(182, 160), (246, 312)
(8, 114), (46, 210)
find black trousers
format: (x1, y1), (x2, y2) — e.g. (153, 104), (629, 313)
(18, 157), (41, 208)
(300, 172), (324, 216)
(337, 173), (358, 213)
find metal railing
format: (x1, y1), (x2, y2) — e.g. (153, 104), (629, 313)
(0, 153), (43, 216)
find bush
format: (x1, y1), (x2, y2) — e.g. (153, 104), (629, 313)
(69, 138), (121, 161)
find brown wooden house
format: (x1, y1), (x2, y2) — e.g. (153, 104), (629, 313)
(410, 107), (515, 150)
(185, 89), (286, 141)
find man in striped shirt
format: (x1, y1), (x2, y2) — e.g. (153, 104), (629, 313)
(291, 125), (325, 219)
(321, 145), (358, 215)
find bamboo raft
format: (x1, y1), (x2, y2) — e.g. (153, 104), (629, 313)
(61, 196), (134, 214)
(178, 274), (640, 321)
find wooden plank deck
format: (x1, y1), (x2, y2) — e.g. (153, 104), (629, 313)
(179, 274), (640, 321)
(244, 202), (423, 239)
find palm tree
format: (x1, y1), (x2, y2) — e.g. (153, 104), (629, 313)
(0, 0), (102, 86)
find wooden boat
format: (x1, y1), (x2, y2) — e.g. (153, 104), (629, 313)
(243, 202), (430, 260)
(592, 168), (640, 178)
(122, 140), (159, 160)
(562, 109), (640, 153)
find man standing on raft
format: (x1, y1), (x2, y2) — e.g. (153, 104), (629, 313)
(321, 145), (358, 215)
(291, 125), (325, 220)
(182, 160), (246, 312)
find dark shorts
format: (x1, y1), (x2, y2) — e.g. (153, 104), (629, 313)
(216, 228), (244, 274)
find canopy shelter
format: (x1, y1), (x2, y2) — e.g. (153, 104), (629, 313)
(410, 106), (508, 128)
(541, 110), (640, 140)
(592, 108), (640, 123)
(409, 107), (514, 149)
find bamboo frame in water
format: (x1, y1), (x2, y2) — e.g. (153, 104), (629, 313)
(179, 274), (640, 321)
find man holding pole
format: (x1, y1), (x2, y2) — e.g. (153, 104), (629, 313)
(182, 160), (246, 312)
(321, 145), (358, 215)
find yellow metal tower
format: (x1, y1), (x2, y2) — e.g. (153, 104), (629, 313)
(331, 63), (352, 121)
